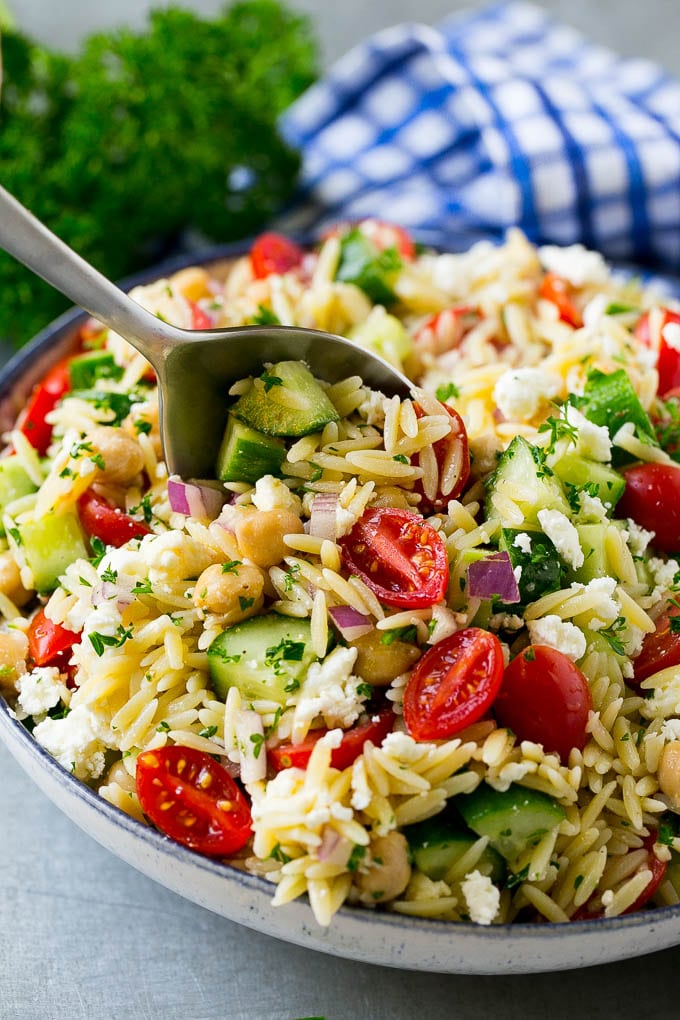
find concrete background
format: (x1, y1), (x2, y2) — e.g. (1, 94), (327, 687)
(3, 2), (680, 1018)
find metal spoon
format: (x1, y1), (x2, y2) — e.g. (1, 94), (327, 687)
(0, 185), (411, 479)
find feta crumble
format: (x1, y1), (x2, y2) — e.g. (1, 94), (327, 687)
(16, 667), (68, 717)
(513, 532), (532, 554)
(539, 244), (609, 288)
(527, 615), (587, 661)
(291, 647), (365, 740)
(251, 475), (302, 515)
(537, 509), (584, 569)
(33, 704), (107, 780)
(461, 870), (500, 925)
(493, 368), (560, 422)
(564, 405), (612, 463)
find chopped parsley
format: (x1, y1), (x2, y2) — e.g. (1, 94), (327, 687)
(261, 371), (283, 393)
(347, 844), (367, 872)
(221, 560), (242, 574)
(239, 596), (255, 612)
(198, 725), (218, 739)
(89, 537), (107, 566)
(88, 623), (134, 657)
(599, 615), (627, 656)
(249, 732), (265, 759)
(380, 624), (418, 646)
(251, 304), (281, 326)
(156, 720), (171, 733)
(435, 381), (460, 402)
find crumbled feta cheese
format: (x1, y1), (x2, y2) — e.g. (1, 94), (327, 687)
(487, 760), (536, 792)
(428, 604), (460, 645)
(648, 557), (679, 602)
(640, 668), (680, 720)
(564, 405), (612, 462)
(527, 615), (587, 660)
(663, 321), (680, 352)
(537, 509), (584, 569)
(513, 565), (522, 584)
(661, 719), (680, 742)
(577, 492), (608, 521)
(626, 520), (655, 557)
(382, 730), (431, 762)
(291, 647), (364, 738)
(16, 667), (68, 717)
(539, 244), (609, 288)
(461, 870), (500, 925)
(493, 368), (560, 422)
(140, 531), (214, 587)
(251, 475), (302, 515)
(489, 613), (524, 631)
(33, 704), (107, 780)
(513, 532), (532, 554)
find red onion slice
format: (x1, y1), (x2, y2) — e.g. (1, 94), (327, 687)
(167, 475), (227, 520)
(328, 604), (373, 641)
(309, 493), (339, 541)
(467, 551), (520, 604)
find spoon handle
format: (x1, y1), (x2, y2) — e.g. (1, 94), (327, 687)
(0, 184), (164, 362)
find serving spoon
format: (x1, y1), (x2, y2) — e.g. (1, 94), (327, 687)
(0, 185), (411, 479)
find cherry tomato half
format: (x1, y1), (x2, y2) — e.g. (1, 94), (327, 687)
(136, 745), (252, 857)
(538, 273), (583, 328)
(633, 602), (680, 685)
(269, 709), (394, 773)
(250, 232), (304, 279)
(413, 403), (470, 513)
(635, 309), (680, 397)
(188, 300), (214, 330)
(18, 357), (72, 456)
(572, 832), (666, 920)
(617, 463), (680, 552)
(78, 488), (152, 548)
(403, 627), (504, 740)
(494, 645), (592, 763)
(339, 507), (449, 609)
(27, 607), (80, 667)
(357, 219), (416, 261)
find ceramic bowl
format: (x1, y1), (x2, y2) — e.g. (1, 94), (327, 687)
(2, 246), (680, 975)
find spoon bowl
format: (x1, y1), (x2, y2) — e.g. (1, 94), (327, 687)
(0, 185), (411, 478)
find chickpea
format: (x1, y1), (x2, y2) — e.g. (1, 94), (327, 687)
(354, 831), (412, 905)
(234, 509), (304, 568)
(193, 561), (264, 623)
(0, 628), (29, 694)
(0, 551), (32, 607)
(349, 630), (421, 686)
(658, 741), (680, 808)
(89, 426), (145, 485)
(169, 266), (212, 303)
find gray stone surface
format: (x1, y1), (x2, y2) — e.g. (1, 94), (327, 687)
(3, 2), (680, 1017)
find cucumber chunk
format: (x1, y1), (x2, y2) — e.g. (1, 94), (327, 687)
(335, 228), (400, 306)
(208, 614), (318, 704)
(458, 783), (566, 862)
(485, 436), (571, 528)
(498, 528), (564, 604)
(552, 451), (625, 511)
(0, 457), (39, 535)
(232, 361), (340, 437)
(577, 369), (657, 455)
(19, 511), (88, 593)
(349, 308), (413, 367)
(216, 416), (285, 483)
(407, 815), (506, 883)
(68, 350), (123, 390)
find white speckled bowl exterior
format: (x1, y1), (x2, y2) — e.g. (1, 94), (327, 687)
(2, 245), (680, 974)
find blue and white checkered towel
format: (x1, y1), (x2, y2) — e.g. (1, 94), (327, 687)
(280, 0), (680, 271)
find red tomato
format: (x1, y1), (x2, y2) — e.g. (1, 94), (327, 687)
(188, 300), (214, 330)
(27, 607), (80, 667)
(269, 709), (394, 772)
(413, 403), (470, 512)
(494, 645), (592, 763)
(339, 507), (449, 609)
(78, 489), (152, 548)
(136, 745), (252, 857)
(414, 306), (479, 356)
(403, 627), (504, 740)
(635, 309), (680, 396)
(539, 273), (583, 328)
(18, 357), (72, 455)
(617, 463), (680, 552)
(357, 219), (416, 261)
(572, 832), (666, 920)
(250, 232), (304, 279)
(633, 602), (680, 684)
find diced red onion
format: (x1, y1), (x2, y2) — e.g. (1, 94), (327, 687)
(309, 493), (338, 541)
(328, 604), (373, 641)
(467, 552), (520, 604)
(92, 573), (135, 610)
(167, 475), (227, 521)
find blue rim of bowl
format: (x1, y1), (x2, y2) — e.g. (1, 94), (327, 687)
(1, 238), (680, 947)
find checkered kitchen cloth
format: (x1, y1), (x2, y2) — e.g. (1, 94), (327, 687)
(279, 0), (680, 270)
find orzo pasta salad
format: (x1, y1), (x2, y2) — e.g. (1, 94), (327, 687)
(5, 221), (680, 927)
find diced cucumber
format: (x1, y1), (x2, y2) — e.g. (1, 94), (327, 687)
(407, 815), (506, 883)
(448, 548), (490, 612)
(569, 523), (610, 584)
(216, 416), (285, 483)
(485, 436), (571, 528)
(335, 228), (400, 306)
(0, 457), (39, 535)
(458, 783), (566, 862)
(498, 528), (564, 604)
(18, 511), (88, 593)
(232, 361), (340, 437)
(577, 369), (657, 452)
(68, 350), (123, 390)
(208, 614), (318, 704)
(349, 307), (413, 367)
(552, 451), (625, 511)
